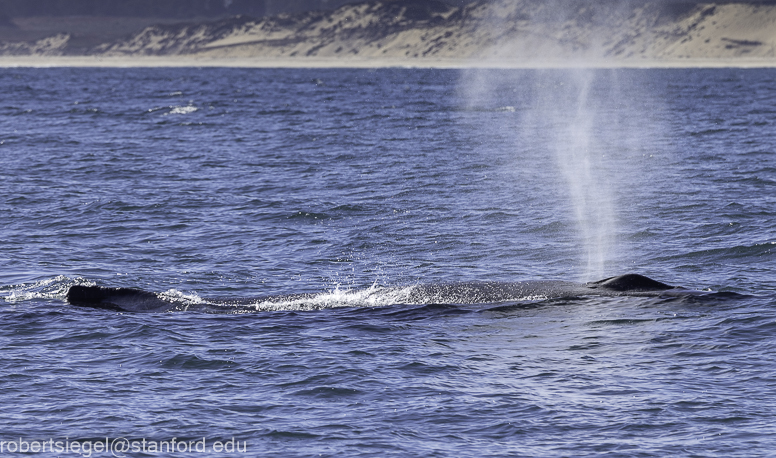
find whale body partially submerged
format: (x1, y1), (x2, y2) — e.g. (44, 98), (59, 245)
(66, 274), (708, 313)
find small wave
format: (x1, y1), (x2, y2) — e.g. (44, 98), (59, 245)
(667, 291), (755, 303)
(671, 241), (774, 261)
(689, 128), (728, 136)
(287, 210), (330, 220)
(454, 106), (516, 113)
(381, 303), (473, 319)
(146, 105), (198, 115)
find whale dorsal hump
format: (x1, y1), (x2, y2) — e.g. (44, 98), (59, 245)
(67, 285), (165, 311)
(588, 274), (674, 292)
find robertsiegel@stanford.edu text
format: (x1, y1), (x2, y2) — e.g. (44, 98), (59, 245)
(0, 437), (248, 456)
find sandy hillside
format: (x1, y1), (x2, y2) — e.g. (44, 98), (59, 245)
(1, 0), (775, 66)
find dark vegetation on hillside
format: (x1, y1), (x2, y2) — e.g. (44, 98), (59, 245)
(1, 0), (775, 20)
(0, 0), (343, 18)
(0, 0), (364, 18)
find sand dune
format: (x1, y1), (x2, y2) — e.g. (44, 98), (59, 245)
(1, 0), (775, 67)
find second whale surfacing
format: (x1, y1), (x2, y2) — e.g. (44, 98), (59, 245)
(66, 273), (713, 313)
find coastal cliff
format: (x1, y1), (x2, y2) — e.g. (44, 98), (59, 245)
(1, 0), (775, 65)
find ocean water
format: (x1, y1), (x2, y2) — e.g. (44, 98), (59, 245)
(1, 66), (775, 457)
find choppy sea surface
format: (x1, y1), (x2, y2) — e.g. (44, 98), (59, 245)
(1, 67), (775, 457)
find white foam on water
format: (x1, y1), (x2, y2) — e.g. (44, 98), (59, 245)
(168, 105), (198, 115)
(158, 288), (207, 304)
(244, 283), (419, 312)
(1, 275), (91, 303)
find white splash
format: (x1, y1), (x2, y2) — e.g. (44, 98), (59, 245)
(245, 283), (419, 312)
(158, 289), (206, 304)
(168, 106), (198, 115)
(2, 275), (90, 303)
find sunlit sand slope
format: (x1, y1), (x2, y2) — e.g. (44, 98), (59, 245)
(1, 1), (775, 65)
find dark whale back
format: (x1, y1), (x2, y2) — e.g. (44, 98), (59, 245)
(67, 285), (169, 312)
(588, 274), (674, 292)
(65, 273), (689, 312)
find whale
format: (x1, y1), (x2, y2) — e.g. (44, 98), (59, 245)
(66, 273), (710, 313)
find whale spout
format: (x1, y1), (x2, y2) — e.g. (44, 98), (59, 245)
(587, 274), (674, 292)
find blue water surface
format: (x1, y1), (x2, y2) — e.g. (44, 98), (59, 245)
(1, 67), (775, 457)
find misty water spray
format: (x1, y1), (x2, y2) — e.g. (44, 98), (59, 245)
(551, 70), (618, 279)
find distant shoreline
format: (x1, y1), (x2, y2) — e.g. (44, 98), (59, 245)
(4, 2), (776, 68)
(2, 55), (776, 69)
